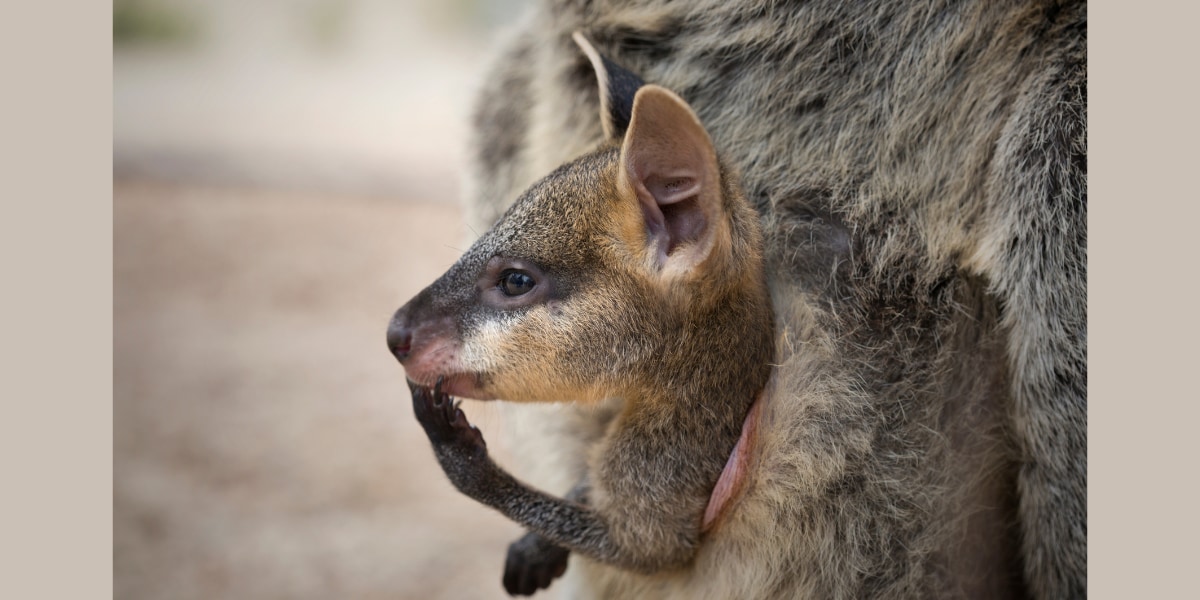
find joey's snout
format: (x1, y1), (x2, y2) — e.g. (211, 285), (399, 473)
(387, 293), (430, 364)
(385, 300), (472, 391)
(386, 316), (414, 362)
(387, 302), (448, 365)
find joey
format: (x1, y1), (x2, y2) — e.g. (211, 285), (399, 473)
(387, 33), (774, 596)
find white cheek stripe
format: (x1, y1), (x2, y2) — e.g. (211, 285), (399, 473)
(460, 315), (519, 372)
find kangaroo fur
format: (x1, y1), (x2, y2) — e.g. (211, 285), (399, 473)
(454, 1), (1085, 598)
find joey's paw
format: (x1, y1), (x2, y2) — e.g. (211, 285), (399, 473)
(503, 532), (570, 596)
(409, 377), (487, 453)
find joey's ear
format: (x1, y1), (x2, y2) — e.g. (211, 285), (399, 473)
(573, 31), (644, 139)
(619, 85), (725, 276)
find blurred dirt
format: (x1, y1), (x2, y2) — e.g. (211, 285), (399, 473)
(114, 179), (529, 599)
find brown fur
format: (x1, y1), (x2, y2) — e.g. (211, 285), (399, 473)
(462, 1), (1085, 598)
(390, 80), (778, 593)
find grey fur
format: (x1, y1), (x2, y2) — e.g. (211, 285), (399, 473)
(463, 0), (1085, 598)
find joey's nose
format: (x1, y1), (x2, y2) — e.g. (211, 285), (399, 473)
(387, 319), (413, 362)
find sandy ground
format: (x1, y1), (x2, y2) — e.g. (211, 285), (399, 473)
(114, 179), (531, 599)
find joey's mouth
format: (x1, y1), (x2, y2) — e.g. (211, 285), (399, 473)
(406, 372), (493, 401)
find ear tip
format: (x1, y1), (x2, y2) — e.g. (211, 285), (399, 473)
(624, 84), (719, 170)
(573, 31), (604, 69)
(632, 85), (706, 128)
(572, 31), (595, 55)
(634, 85), (690, 110)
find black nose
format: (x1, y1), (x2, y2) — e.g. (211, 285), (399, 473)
(387, 318), (413, 362)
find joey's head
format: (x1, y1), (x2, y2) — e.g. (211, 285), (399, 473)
(387, 34), (773, 402)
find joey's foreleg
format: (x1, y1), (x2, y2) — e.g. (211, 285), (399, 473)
(408, 378), (491, 495)
(408, 381), (674, 573)
(502, 481), (590, 596)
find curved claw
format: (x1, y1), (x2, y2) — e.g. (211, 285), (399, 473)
(409, 375), (487, 452)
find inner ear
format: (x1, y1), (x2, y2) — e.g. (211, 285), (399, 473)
(639, 175), (706, 256)
(619, 86), (724, 273)
(573, 31), (645, 139)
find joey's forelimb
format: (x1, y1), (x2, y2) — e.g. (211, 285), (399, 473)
(408, 379), (679, 576)
(407, 379), (569, 595)
(502, 480), (590, 595)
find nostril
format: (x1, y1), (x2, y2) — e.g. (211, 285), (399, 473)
(386, 321), (414, 361)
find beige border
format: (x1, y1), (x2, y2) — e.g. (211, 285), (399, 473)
(1091, 2), (1194, 598)
(6, 1), (1164, 597)
(0, 2), (112, 598)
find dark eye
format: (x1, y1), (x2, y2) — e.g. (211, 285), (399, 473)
(499, 270), (536, 297)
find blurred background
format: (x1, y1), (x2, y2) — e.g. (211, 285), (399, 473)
(114, 1), (542, 598)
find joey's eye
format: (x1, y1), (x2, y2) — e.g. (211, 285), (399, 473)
(500, 270), (536, 297)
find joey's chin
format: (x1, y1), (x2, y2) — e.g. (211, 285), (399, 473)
(442, 374), (495, 400)
(406, 371), (495, 401)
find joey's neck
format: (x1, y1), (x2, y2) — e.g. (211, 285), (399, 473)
(627, 369), (767, 419)
(629, 296), (774, 420)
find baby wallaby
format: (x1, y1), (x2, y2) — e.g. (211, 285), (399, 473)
(386, 34), (774, 596)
